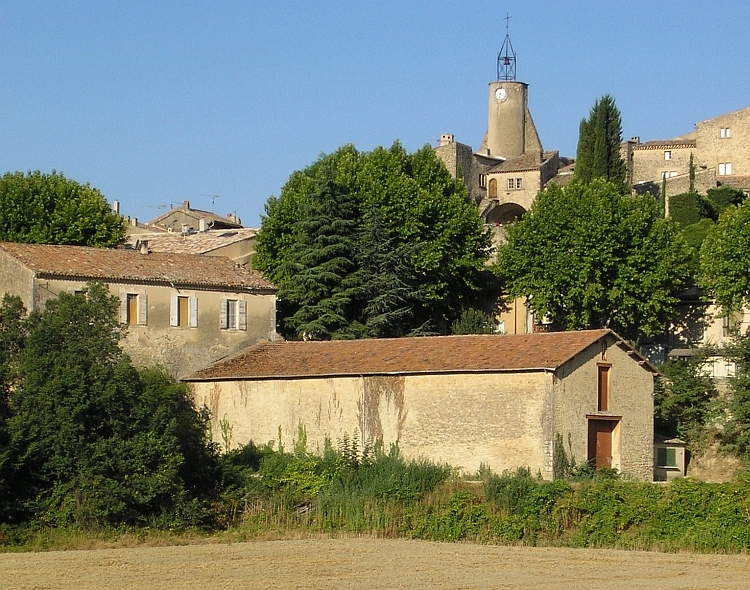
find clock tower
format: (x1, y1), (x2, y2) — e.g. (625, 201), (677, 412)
(484, 17), (538, 160)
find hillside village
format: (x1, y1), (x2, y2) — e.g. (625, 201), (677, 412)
(1, 31), (749, 492)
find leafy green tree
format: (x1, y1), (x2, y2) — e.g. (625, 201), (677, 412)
(495, 179), (691, 341)
(276, 177), (362, 339)
(721, 337), (750, 458)
(699, 201), (750, 314)
(654, 356), (717, 446)
(256, 142), (491, 338)
(574, 95), (627, 189)
(5, 283), (217, 527)
(0, 170), (125, 247)
(450, 308), (495, 335)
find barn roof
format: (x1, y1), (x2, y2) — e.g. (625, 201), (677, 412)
(0, 242), (274, 291)
(186, 329), (655, 381)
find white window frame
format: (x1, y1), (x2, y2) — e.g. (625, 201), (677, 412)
(507, 178), (514, 190)
(478, 174), (486, 189)
(220, 298), (247, 331)
(718, 162), (732, 176)
(120, 292), (148, 326)
(516, 177), (523, 189)
(170, 294), (198, 328)
(720, 127), (731, 138)
(664, 150), (672, 160)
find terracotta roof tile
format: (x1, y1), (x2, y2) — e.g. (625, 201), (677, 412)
(186, 329), (630, 380)
(487, 152), (542, 173)
(633, 139), (696, 150)
(0, 242), (274, 291)
(125, 228), (258, 256)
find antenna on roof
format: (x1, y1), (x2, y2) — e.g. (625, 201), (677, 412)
(200, 194), (220, 213)
(146, 204), (168, 212)
(497, 13), (517, 81)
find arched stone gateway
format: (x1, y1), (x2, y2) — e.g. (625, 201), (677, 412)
(485, 202), (526, 225)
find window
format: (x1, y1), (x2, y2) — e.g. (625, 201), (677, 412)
(221, 299), (247, 330)
(488, 178), (497, 198)
(656, 447), (676, 468)
(120, 293), (147, 325)
(718, 162), (732, 175)
(720, 127), (731, 138)
(170, 295), (198, 327)
(479, 174), (487, 189)
(597, 364), (610, 411)
(516, 177), (523, 189)
(507, 178), (514, 190)
(664, 150), (672, 160)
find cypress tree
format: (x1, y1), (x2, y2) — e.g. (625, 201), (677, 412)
(574, 95), (627, 190)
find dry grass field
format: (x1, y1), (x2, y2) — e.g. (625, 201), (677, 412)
(2, 538), (750, 589)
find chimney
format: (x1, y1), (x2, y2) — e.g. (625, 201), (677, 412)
(199, 218), (207, 232)
(139, 240), (149, 255)
(112, 200), (120, 214)
(130, 217), (138, 226)
(183, 200), (190, 210)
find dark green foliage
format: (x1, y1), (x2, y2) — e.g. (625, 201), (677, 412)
(681, 218), (716, 251)
(700, 201), (750, 313)
(574, 95), (627, 190)
(654, 357), (718, 446)
(721, 337), (750, 458)
(255, 143), (491, 339)
(275, 177), (362, 339)
(450, 308), (495, 335)
(4, 283), (218, 528)
(706, 185), (746, 216)
(669, 191), (714, 227)
(495, 179), (691, 340)
(0, 171), (125, 247)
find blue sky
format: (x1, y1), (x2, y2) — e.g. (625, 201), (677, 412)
(1, 1), (748, 227)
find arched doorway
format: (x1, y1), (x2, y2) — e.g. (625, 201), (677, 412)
(486, 202), (526, 225)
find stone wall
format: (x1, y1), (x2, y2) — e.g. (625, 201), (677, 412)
(554, 336), (654, 481)
(631, 144), (694, 186)
(695, 107), (750, 176)
(191, 371), (552, 477)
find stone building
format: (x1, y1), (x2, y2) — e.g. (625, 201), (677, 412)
(186, 329), (657, 481)
(434, 28), (563, 230)
(627, 105), (750, 203)
(0, 242), (277, 378)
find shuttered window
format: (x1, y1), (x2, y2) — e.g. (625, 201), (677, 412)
(221, 299), (247, 330)
(171, 295), (198, 327)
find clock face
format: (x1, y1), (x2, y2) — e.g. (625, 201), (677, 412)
(495, 87), (507, 102)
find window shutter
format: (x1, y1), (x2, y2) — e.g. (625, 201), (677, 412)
(119, 293), (128, 323)
(238, 300), (247, 331)
(170, 295), (178, 326)
(138, 294), (148, 325)
(189, 296), (198, 328)
(220, 299), (229, 329)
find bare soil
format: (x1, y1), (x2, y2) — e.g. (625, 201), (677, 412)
(2, 538), (750, 589)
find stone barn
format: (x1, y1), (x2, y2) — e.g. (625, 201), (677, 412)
(186, 329), (657, 480)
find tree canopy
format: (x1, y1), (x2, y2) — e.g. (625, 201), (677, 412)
(494, 179), (691, 341)
(0, 170), (125, 247)
(255, 143), (492, 339)
(699, 201), (750, 314)
(1, 284), (218, 527)
(574, 95), (627, 190)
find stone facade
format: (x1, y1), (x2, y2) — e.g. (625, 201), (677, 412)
(0, 243), (277, 378)
(187, 330), (656, 480)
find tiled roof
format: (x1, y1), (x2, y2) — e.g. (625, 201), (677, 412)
(125, 228), (258, 256)
(633, 139), (696, 150)
(186, 329), (648, 381)
(0, 242), (275, 291)
(487, 152), (542, 173)
(720, 176), (750, 191)
(148, 203), (242, 229)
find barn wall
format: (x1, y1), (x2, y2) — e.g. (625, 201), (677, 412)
(190, 371), (553, 477)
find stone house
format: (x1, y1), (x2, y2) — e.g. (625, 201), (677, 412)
(186, 329), (657, 481)
(0, 242), (277, 377)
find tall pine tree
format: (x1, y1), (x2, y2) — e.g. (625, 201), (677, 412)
(276, 177), (362, 339)
(574, 95), (627, 190)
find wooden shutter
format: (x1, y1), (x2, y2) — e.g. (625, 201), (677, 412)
(189, 296), (198, 328)
(119, 293), (128, 323)
(138, 294), (148, 325)
(238, 300), (247, 331)
(220, 299), (229, 329)
(170, 295), (178, 326)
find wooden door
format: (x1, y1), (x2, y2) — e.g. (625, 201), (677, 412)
(588, 420), (614, 469)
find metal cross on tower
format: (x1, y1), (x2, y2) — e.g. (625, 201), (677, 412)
(497, 13), (517, 81)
